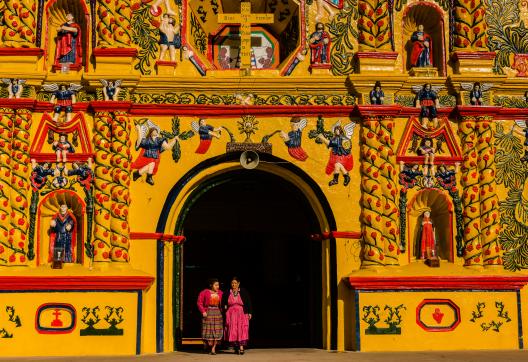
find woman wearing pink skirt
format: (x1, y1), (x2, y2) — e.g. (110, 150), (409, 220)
(222, 277), (252, 355)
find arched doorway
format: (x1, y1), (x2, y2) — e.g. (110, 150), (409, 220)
(178, 169), (324, 348)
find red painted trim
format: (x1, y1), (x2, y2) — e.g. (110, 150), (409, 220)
(156, 60), (177, 66)
(0, 99), (37, 110)
(29, 153), (94, 163)
(396, 155), (463, 164)
(455, 105), (502, 117)
(129, 104), (355, 117)
(345, 276), (528, 290)
(355, 51), (398, 60)
(35, 303), (77, 334)
(90, 101), (132, 112)
(358, 105), (402, 117)
(416, 299), (461, 332)
(310, 231), (362, 240)
(451, 51), (496, 61)
(310, 63), (332, 70)
(0, 276), (154, 291)
(33, 102), (90, 113)
(0, 48), (44, 56)
(92, 48), (138, 57)
(499, 108), (528, 120)
(130, 232), (186, 244)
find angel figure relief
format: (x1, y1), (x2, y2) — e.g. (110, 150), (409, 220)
(461, 82), (493, 106)
(42, 83), (83, 124)
(191, 119), (223, 154)
(311, 119), (356, 187)
(412, 84), (443, 130)
(99, 79), (122, 101)
(279, 117), (309, 161)
(1, 79), (25, 99)
(131, 119), (178, 186)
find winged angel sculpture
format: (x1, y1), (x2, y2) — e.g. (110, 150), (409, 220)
(42, 83), (83, 123)
(412, 84), (443, 129)
(1, 79), (25, 99)
(460, 82), (493, 106)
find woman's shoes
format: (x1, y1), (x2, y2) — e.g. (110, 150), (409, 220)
(240, 350), (245, 355)
(209, 351), (216, 355)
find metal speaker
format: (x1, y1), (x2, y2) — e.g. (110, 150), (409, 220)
(240, 151), (259, 169)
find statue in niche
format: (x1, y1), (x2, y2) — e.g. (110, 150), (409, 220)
(1, 79), (25, 99)
(52, 134), (75, 163)
(417, 210), (438, 265)
(413, 84), (442, 129)
(309, 22), (331, 66)
(461, 82), (493, 106)
(131, 120), (178, 186)
(158, 13), (180, 63)
(43, 83), (83, 124)
(100, 79), (123, 101)
(417, 138), (435, 176)
(49, 203), (76, 264)
(370, 81), (384, 105)
(54, 13), (83, 70)
(410, 24), (433, 68)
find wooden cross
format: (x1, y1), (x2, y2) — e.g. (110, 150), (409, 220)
(217, 2), (274, 71)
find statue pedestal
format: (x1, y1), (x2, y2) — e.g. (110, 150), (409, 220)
(310, 63), (332, 75)
(156, 60), (177, 75)
(0, 48), (44, 73)
(355, 52), (398, 74)
(409, 67), (438, 77)
(451, 52), (495, 75)
(425, 256), (440, 268)
(93, 48), (138, 75)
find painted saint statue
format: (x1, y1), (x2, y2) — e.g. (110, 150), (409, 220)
(317, 121), (355, 186)
(280, 117), (308, 161)
(418, 210), (436, 260)
(191, 119), (222, 154)
(410, 24), (433, 68)
(54, 13), (82, 68)
(309, 22), (331, 65)
(49, 203), (76, 263)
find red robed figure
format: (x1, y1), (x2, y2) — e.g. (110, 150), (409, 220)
(54, 21), (83, 68)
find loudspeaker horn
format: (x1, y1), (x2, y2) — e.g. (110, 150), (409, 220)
(240, 151), (259, 169)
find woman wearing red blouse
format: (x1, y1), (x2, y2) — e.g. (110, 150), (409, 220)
(197, 278), (224, 354)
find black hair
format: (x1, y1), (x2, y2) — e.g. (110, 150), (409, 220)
(231, 276), (240, 283)
(208, 278), (219, 288)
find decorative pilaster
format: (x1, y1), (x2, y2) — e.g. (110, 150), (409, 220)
(114, 0), (133, 46)
(358, 0), (391, 50)
(96, 0), (115, 47)
(378, 116), (399, 263)
(453, 0), (488, 51)
(0, 108), (14, 265)
(475, 118), (502, 266)
(93, 112), (113, 263)
(459, 117), (482, 267)
(360, 117), (386, 266)
(110, 111), (131, 262)
(7, 108), (31, 266)
(1, 0), (37, 47)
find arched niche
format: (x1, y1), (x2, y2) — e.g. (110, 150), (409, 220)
(407, 189), (453, 262)
(402, 3), (446, 76)
(36, 190), (86, 266)
(44, 0), (90, 72)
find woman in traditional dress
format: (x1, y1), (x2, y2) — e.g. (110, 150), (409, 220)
(197, 278), (223, 354)
(222, 277), (252, 355)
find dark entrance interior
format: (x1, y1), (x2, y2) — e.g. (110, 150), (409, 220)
(180, 170), (322, 348)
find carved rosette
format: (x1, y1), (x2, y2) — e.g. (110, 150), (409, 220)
(357, 0), (391, 50)
(114, 0), (133, 46)
(8, 109), (31, 266)
(110, 111), (131, 262)
(459, 118), (483, 266)
(453, 0), (488, 51)
(0, 109), (14, 265)
(360, 118), (388, 266)
(93, 112), (113, 262)
(378, 117), (399, 263)
(96, 0), (115, 47)
(475, 118), (502, 266)
(1, 0), (37, 47)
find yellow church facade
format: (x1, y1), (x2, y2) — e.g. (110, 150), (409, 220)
(1, 0), (528, 356)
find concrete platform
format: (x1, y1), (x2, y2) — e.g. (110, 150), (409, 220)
(2, 349), (528, 362)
